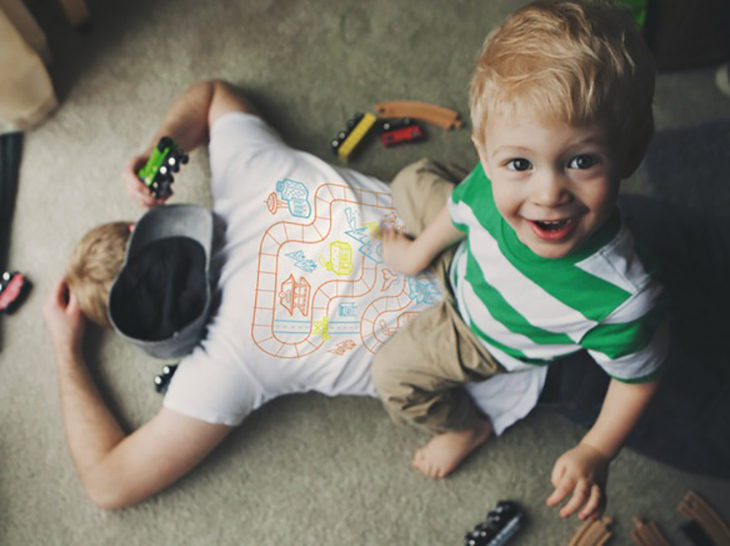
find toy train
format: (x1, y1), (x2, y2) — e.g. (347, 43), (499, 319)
(380, 118), (425, 147)
(464, 500), (524, 546)
(330, 113), (378, 160)
(330, 114), (425, 159)
(0, 270), (30, 314)
(154, 363), (178, 393)
(137, 136), (189, 199)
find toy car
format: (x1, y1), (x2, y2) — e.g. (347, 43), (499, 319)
(380, 117), (413, 132)
(330, 112), (377, 160)
(137, 136), (189, 199)
(380, 123), (425, 147)
(154, 363), (179, 393)
(0, 270), (30, 314)
(464, 500), (524, 546)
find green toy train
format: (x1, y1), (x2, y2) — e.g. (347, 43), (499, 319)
(137, 136), (189, 199)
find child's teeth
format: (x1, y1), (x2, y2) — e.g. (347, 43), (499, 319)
(536, 219), (568, 231)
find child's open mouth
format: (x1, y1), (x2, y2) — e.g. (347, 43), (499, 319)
(528, 218), (575, 241)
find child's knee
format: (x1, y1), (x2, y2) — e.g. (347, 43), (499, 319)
(390, 159), (431, 202)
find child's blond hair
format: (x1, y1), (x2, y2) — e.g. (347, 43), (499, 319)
(469, 0), (655, 176)
(65, 222), (131, 328)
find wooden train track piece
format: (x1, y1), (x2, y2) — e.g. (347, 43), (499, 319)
(374, 100), (464, 131)
(569, 516), (614, 546)
(677, 491), (730, 546)
(630, 516), (672, 546)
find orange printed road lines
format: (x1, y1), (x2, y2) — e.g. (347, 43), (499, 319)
(251, 182), (435, 359)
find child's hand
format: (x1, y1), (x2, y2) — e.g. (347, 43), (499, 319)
(122, 154), (169, 209)
(379, 227), (422, 275)
(546, 442), (609, 520)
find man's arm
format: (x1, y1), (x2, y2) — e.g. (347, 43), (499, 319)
(123, 79), (257, 208)
(546, 377), (660, 519)
(45, 279), (232, 510)
(381, 203), (464, 275)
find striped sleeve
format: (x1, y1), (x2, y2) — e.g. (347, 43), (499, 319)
(580, 286), (669, 382)
(449, 165), (484, 233)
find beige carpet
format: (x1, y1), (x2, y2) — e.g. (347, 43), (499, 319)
(2, 1), (730, 544)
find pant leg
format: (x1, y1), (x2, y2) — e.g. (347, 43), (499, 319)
(389, 158), (468, 237)
(372, 159), (500, 434)
(372, 297), (502, 434)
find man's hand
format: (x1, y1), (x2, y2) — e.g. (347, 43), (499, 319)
(122, 154), (169, 209)
(121, 80), (259, 210)
(546, 442), (609, 520)
(44, 279), (85, 358)
(379, 227), (423, 276)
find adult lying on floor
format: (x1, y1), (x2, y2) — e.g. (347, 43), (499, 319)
(45, 80), (730, 512)
(44, 79), (547, 510)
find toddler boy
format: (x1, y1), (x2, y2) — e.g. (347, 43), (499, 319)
(373, 0), (666, 520)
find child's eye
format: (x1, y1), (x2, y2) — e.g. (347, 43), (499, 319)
(568, 154), (599, 169)
(506, 158), (532, 171)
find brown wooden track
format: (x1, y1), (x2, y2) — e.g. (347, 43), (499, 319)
(630, 516), (671, 546)
(374, 101), (464, 130)
(569, 516), (614, 546)
(677, 491), (730, 546)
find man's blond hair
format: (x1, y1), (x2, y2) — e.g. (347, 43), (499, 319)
(65, 222), (131, 328)
(469, 0), (655, 176)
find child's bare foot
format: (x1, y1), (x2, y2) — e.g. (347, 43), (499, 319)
(411, 418), (492, 478)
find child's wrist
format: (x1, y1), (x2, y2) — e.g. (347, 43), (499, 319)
(577, 438), (616, 461)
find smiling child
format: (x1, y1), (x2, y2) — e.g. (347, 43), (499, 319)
(372, 0), (666, 521)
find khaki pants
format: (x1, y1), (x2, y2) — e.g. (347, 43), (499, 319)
(372, 159), (503, 434)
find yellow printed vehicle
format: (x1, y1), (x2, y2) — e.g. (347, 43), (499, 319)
(320, 241), (353, 275)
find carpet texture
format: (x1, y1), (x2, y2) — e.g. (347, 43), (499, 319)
(2, 1), (730, 545)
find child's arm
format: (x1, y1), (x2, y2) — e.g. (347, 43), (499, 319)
(546, 377), (660, 520)
(381, 203), (465, 275)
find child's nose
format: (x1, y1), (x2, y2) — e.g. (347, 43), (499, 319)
(530, 169), (569, 207)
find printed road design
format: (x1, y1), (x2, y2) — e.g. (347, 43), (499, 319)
(251, 181), (439, 358)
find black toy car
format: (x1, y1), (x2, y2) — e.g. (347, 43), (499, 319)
(464, 500), (524, 546)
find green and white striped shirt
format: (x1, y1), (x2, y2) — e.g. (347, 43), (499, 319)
(447, 164), (667, 383)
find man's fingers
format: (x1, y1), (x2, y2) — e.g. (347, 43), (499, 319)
(66, 290), (81, 317)
(123, 155), (160, 208)
(52, 279), (69, 307)
(559, 479), (589, 518)
(44, 279), (69, 323)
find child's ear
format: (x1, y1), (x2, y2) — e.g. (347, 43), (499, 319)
(471, 135), (492, 178)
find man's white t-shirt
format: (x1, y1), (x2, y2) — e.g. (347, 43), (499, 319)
(163, 112), (546, 435)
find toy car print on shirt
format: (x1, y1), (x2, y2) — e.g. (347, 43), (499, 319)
(252, 177), (440, 359)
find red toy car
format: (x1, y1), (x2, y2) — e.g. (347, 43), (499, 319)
(380, 123), (425, 147)
(0, 271), (30, 314)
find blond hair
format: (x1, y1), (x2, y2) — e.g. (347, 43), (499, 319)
(469, 0), (655, 176)
(65, 222), (131, 328)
